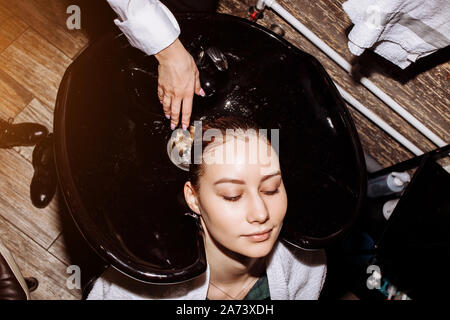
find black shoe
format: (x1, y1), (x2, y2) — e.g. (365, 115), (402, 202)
(30, 133), (57, 209)
(0, 240), (30, 300)
(0, 118), (48, 149)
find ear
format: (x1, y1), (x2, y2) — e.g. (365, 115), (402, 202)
(184, 181), (201, 215)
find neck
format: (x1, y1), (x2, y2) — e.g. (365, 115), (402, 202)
(203, 229), (265, 286)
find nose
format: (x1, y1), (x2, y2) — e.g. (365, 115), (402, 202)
(246, 192), (270, 224)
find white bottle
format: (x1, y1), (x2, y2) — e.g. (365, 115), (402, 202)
(367, 172), (411, 198)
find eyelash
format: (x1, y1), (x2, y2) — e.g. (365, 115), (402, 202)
(223, 189), (280, 202)
(223, 196), (241, 202)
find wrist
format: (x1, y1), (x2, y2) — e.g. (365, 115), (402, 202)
(155, 38), (184, 63)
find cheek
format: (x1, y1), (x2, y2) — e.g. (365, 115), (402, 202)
(268, 189), (288, 223)
(198, 192), (243, 233)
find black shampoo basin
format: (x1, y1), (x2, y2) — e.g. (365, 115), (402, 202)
(54, 13), (366, 284)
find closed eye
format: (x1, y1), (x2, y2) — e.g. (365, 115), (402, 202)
(262, 189), (279, 195)
(223, 195), (242, 202)
(223, 189), (279, 201)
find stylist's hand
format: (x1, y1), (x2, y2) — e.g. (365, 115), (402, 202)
(155, 38), (205, 131)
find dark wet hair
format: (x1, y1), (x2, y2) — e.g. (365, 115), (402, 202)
(188, 115), (270, 191)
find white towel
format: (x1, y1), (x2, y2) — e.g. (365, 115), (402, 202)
(343, 0), (450, 69)
(87, 241), (327, 300)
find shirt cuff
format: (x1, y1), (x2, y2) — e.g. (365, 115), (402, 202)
(107, 0), (181, 55)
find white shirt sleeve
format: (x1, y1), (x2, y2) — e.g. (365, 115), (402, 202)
(106, 0), (181, 55)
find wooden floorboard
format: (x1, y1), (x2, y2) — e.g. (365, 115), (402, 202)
(0, 68), (33, 119)
(0, 0), (88, 59)
(0, 28), (72, 111)
(0, 148), (62, 249)
(47, 233), (71, 266)
(0, 10), (28, 53)
(0, 215), (80, 300)
(0, 2), (11, 20)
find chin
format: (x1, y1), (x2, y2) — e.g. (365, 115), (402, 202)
(237, 241), (276, 258)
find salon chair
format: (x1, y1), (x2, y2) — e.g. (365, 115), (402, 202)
(54, 13), (366, 286)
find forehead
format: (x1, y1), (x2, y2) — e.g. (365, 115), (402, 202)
(202, 135), (280, 179)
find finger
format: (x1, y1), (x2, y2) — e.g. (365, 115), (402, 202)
(170, 96), (182, 130)
(194, 70), (204, 97)
(181, 93), (193, 131)
(157, 86), (164, 102)
(162, 94), (172, 119)
(158, 87), (170, 119)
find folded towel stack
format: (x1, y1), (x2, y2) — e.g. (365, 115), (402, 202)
(343, 0), (450, 69)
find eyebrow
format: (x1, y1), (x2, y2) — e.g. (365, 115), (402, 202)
(213, 171), (281, 185)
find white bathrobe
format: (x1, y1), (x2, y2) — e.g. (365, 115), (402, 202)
(87, 241), (327, 300)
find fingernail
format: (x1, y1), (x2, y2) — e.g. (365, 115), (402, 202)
(165, 114), (171, 119)
(171, 123), (176, 130)
(199, 88), (205, 97)
(182, 124), (188, 131)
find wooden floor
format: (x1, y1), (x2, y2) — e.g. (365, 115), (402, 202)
(0, 0), (448, 300)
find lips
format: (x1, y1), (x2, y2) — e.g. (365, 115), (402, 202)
(243, 229), (273, 242)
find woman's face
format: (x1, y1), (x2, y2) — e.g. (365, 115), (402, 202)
(185, 134), (287, 258)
